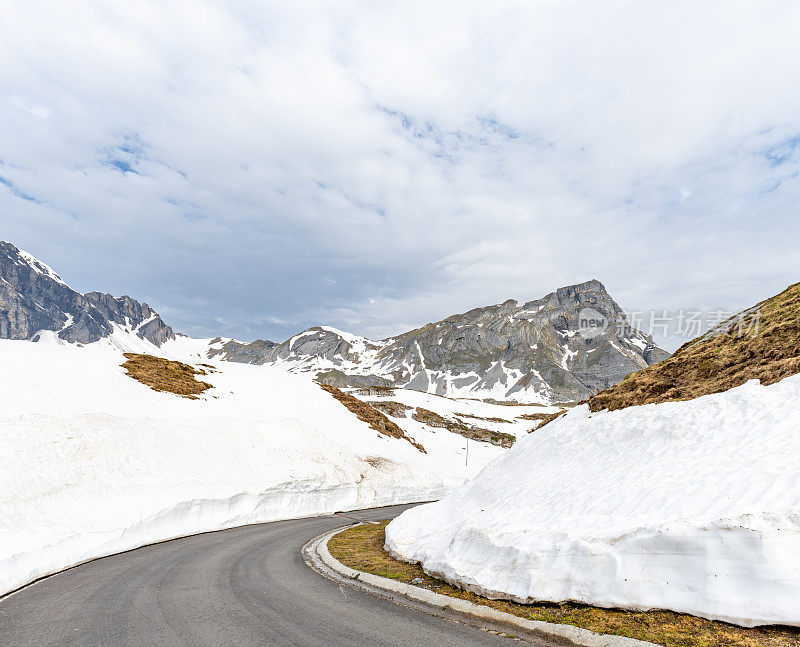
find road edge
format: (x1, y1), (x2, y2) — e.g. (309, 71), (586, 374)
(303, 526), (658, 647)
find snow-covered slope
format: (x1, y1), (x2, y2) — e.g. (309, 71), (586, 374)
(385, 375), (800, 627)
(0, 339), (504, 597)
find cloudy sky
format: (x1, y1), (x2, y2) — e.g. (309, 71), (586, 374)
(1, 1), (798, 350)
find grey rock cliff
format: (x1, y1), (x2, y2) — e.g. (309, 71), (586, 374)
(0, 241), (174, 346)
(379, 279), (670, 402)
(209, 338), (277, 363)
(83, 291), (174, 346)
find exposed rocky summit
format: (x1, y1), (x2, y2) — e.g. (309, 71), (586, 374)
(83, 291), (175, 346)
(217, 280), (670, 403)
(209, 338), (277, 363)
(0, 241), (174, 346)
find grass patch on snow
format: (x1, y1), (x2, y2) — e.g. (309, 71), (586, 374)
(352, 385), (397, 397)
(369, 400), (413, 418)
(412, 407), (515, 448)
(516, 412), (555, 422)
(455, 411), (514, 424)
(328, 522), (800, 647)
(121, 353), (213, 398)
(317, 384), (426, 453)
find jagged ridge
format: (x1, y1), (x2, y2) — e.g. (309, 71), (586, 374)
(0, 241), (174, 346)
(215, 280), (670, 403)
(0, 242), (669, 404)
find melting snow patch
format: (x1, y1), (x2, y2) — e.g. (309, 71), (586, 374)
(561, 347), (579, 370)
(628, 336), (648, 351)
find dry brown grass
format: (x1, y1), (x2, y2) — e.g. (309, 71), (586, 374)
(369, 400), (413, 418)
(455, 412), (513, 424)
(588, 282), (800, 412)
(121, 353), (212, 398)
(516, 410), (568, 432)
(317, 384), (426, 453)
(352, 385), (397, 397)
(329, 522), (800, 647)
(412, 407), (515, 448)
(527, 409), (568, 431)
(516, 412), (554, 421)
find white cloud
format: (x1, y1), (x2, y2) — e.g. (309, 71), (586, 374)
(1, 0), (799, 350)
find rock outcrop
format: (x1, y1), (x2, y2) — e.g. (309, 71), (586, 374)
(0, 241), (174, 346)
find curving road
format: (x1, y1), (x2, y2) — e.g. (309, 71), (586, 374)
(0, 504), (552, 646)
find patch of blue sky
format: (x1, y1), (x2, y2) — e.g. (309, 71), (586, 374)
(0, 175), (40, 203)
(100, 133), (151, 175)
(477, 115), (520, 140)
(758, 170), (799, 197)
(377, 104), (547, 165)
(106, 158), (138, 174)
(764, 134), (800, 167)
(115, 133), (147, 157)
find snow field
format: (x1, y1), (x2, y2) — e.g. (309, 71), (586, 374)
(0, 339), (505, 596)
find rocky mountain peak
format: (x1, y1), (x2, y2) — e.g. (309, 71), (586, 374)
(215, 280), (671, 404)
(0, 242), (174, 346)
(0, 241), (68, 287)
(83, 292), (175, 346)
(558, 278), (607, 295)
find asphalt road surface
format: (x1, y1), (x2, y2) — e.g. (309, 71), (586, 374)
(0, 503), (553, 646)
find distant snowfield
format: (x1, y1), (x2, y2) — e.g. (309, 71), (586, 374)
(385, 376), (800, 628)
(0, 338), (506, 597)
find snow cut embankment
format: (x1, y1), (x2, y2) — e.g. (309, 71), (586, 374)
(385, 375), (800, 627)
(0, 340), (504, 596)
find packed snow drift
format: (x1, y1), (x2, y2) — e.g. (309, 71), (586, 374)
(385, 375), (800, 627)
(0, 338), (506, 596)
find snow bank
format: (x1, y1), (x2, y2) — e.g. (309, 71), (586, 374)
(0, 339), (504, 596)
(385, 376), (800, 627)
